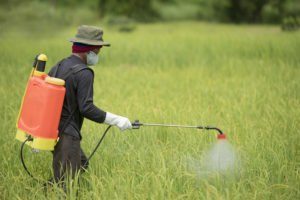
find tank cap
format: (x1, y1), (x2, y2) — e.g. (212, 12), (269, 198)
(45, 77), (65, 86)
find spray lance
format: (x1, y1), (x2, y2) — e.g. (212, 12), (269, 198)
(131, 120), (226, 136)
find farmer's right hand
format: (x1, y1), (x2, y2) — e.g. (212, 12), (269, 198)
(104, 112), (132, 131)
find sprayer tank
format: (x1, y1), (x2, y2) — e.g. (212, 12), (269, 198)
(16, 71), (65, 150)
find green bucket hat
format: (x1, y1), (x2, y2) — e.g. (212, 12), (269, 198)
(69, 25), (110, 46)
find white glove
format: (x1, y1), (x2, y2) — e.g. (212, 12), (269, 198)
(104, 112), (132, 131)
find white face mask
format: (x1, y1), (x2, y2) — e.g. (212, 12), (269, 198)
(86, 51), (99, 66)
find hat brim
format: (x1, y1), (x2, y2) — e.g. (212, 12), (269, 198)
(69, 37), (110, 47)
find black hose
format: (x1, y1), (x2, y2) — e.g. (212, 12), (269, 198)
(20, 136), (39, 181)
(83, 125), (112, 168)
(197, 126), (224, 134)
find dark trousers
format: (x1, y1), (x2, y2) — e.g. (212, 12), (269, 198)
(52, 134), (89, 183)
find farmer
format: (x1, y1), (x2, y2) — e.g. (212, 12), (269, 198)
(48, 25), (132, 183)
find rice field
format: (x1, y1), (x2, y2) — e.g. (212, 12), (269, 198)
(0, 22), (299, 199)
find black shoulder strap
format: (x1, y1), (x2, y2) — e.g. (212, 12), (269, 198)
(61, 64), (93, 80)
(52, 59), (65, 78)
(57, 63), (93, 138)
(52, 59), (93, 80)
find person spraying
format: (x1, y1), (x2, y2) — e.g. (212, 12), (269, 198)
(47, 25), (132, 183)
(15, 25), (231, 191)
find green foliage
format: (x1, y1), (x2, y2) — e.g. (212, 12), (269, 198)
(154, 0), (200, 21)
(156, 0), (300, 24)
(283, 0), (300, 16)
(282, 16), (300, 31)
(98, 0), (159, 22)
(280, 0), (300, 31)
(261, 3), (282, 23)
(226, 0), (269, 23)
(197, 0), (230, 22)
(1, 0), (300, 24)
(0, 0), (98, 8)
(105, 16), (137, 32)
(0, 1), (97, 36)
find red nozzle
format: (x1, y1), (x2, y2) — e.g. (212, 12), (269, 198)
(217, 133), (226, 140)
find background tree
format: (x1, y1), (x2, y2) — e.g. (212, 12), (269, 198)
(98, 0), (159, 22)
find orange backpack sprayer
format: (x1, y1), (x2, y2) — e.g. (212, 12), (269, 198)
(16, 54), (65, 151)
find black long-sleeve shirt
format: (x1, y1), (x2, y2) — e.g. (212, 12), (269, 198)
(48, 55), (106, 139)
